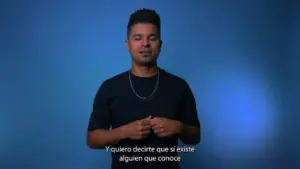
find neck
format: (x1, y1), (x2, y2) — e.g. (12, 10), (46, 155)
(131, 64), (159, 77)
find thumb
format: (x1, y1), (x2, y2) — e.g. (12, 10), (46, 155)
(146, 115), (152, 120)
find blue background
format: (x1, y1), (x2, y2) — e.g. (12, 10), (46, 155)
(1, 0), (299, 169)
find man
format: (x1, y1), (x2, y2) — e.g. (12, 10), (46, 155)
(87, 8), (201, 169)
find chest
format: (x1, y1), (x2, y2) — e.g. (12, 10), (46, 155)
(109, 88), (183, 128)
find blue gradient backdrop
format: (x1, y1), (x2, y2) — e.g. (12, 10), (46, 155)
(1, 0), (299, 169)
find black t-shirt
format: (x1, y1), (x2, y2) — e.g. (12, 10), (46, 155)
(88, 68), (200, 169)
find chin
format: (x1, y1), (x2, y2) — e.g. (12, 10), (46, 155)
(132, 55), (157, 65)
(137, 60), (156, 66)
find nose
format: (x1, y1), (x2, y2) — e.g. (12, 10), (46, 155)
(141, 38), (150, 46)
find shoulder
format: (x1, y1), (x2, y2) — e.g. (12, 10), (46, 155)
(160, 69), (196, 102)
(160, 68), (190, 90)
(97, 70), (128, 94)
(103, 70), (128, 86)
(160, 68), (193, 98)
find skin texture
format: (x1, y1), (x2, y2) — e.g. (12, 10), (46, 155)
(126, 23), (162, 77)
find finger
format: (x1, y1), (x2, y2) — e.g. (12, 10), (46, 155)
(140, 124), (152, 131)
(141, 119), (151, 125)
(154, 128), (164, 134)
(149, 117), (160, 126)
(158, 131), (172, 137)
(158, 132), (170, 137)
(142, 115), (152, 122)
(141, 130), (151, 136)
(151, 121), (164, 128)
(157, 132), (166, 137)
(138, 124), (150, 131)
(152, 124), (162, 131)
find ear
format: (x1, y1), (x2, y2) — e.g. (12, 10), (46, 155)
(125, 39), (129, 49)
(158, 40), (163, 53)
(158, 39), (163, 49)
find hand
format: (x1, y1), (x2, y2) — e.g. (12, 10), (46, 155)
(149, 117), (183, 137)
(121, 115), (152, 140)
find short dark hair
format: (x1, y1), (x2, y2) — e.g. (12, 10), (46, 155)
(127, 8), (161, 39)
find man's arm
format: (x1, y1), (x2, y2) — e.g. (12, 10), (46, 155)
(87, 128), (124, 149)
(86, 81), (121, 149)
(178, 81), (201, 145)
(178, 122), (200, 145)
(88, 119), (153, 149)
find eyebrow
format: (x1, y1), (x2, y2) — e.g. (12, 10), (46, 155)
(132, 33), (156, 37)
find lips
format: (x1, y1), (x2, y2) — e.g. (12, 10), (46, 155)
(139, 51), (151, 53)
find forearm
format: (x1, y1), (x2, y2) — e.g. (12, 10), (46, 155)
(87, 127), (124, 149)
(178, 123), (201, 145)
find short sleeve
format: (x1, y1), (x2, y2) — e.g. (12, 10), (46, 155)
(87, 81), (111, 131)
(181, 81), (200, 127)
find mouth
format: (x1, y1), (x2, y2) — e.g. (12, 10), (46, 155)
(139, 51), (152, 54)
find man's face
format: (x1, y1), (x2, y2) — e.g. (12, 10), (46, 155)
(126, 23), (162, 66)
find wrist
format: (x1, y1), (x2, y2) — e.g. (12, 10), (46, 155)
(118, 125), (128, 139)
(176, 121), (184, 135)
(114, 126), (126, 140)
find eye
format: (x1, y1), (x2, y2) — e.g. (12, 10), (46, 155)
(132, 35), (141, 41)
(149, 36), (157, 41)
